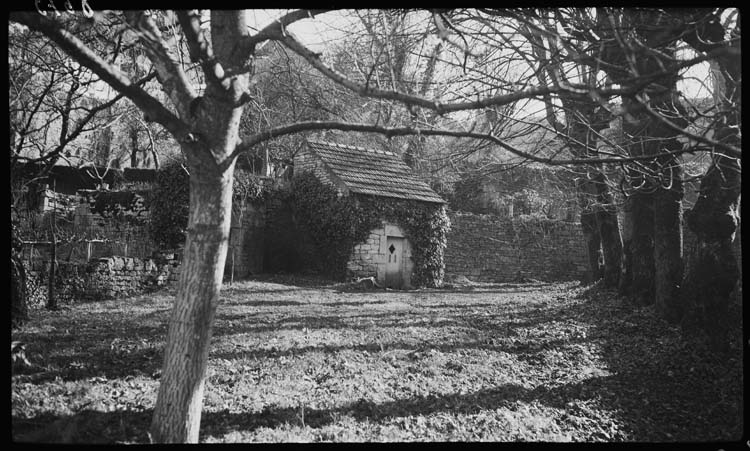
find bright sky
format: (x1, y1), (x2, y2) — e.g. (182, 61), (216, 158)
(246, 10), (355, 53)
(246, 9), (716, 113)
(88, 10), (719, 112)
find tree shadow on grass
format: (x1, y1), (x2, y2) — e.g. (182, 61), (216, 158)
(535, 286), (745, 442)
(13, 368), (739, 444)
(12, 320), (167, 383)
(13, 281), (743, 443)
(13, 409), (153, 444)
(12, 384), (536, 443)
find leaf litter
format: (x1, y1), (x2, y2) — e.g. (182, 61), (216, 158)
(12, 276), (742, 443)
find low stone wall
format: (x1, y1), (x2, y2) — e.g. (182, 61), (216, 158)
(83, 254), (181, 299)
(24, 254), (181, 306)
(444, 212), (588, 282)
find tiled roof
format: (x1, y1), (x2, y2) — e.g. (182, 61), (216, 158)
(306, 140), (445, 204)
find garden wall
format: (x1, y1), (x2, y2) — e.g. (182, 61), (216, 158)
(24, 254), (181, 307)
(73, 189), (153, 259)
(227, 201), (266, 279)
(444, 211), (588, 282)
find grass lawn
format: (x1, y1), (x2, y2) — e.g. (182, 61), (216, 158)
(11, 275), (743, 443)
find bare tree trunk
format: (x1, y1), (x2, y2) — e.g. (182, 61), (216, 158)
(581, 209), (603, 282)
(681, 154), (740, 351)
(618, 196), (634, 296)
(11, 220), (29, 327)
(653, 151), (683, 322)
(594, 172), (623, 287)
(680, 10), (741, 351)
(47, 194), (58, 310)
(577, 175), (603, 282)
(149, 144), (235, 443)
(624, 163), (655, 305)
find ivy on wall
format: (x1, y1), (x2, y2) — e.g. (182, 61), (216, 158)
(148, 162), (190, 250)
(149, 163), (268, 250)
(81, 190), (150, 226)
(291, 171), (450, 287)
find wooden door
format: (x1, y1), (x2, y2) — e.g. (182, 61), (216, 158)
(385, 236), (404, 288)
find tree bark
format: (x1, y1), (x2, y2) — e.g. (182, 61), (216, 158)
(580, 209), (603, 283)
(11, 252), (29, 328)
(681, 155), (740, 351)
(577, 175), (603, 283)
(149, 144), (235, 443)
(653, 150), (683, 322)
(593, 172), (623, 287)
(629, 190), (655, 305)
(618, 195), (634, 296)
(47, 219), (58, 310)
(680, 9), (741, 351)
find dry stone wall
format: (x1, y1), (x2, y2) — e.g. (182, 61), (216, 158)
(444, 211), (588, 282)
(24, 254), (180, 306)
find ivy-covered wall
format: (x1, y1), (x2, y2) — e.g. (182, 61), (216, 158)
(290, 171), (449, 287)
(444, 211), (588, 282)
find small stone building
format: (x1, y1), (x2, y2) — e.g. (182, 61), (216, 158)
(294, 140), (445, 288)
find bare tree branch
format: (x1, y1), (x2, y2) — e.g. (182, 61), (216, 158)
(633, 94), (741, 158)
(233, 120), (717, 166)
(11, 12), (190, 140)
(236, 9), (333, 59)
(123, 11), (197, 118)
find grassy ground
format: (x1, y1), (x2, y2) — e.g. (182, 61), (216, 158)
(11, 275), (743, 443)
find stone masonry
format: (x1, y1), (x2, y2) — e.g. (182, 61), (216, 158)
(24, 254), (181, 306)
(444, 211), (588, 282)
(348, 222), (414, 288)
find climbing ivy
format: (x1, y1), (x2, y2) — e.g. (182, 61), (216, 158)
(291, 171), (450, 287)
(149, 163), (270, 250)
(291, 172), (373, 277)
(148, 161), (190, 250)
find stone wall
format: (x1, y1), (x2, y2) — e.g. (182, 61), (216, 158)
(73, 189), (153, 259)
(348, 222), (414, 288)
(24, 254), (181, 306)
(444, 211), (588, 282)
(82, 254), (181, 299)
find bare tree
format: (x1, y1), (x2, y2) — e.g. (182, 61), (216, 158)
(10, 8), (739, 441)
(679, 9), (741, 350)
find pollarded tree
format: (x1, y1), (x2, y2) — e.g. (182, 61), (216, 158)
(584, 8), (740, 324)
(679, 9), (741, 350)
